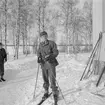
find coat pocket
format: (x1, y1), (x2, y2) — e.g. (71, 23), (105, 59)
(49, 58), (59, 66)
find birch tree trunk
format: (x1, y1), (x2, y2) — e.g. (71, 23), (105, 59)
(22, 33), (25, 54)
(37, 0), (41, 50)
(4, 0), (7, 51)
(25, 16), (28, 56)
(15, 0), (21, 59)
(0, 26), (2, 43)
(42, 2), (45, 31)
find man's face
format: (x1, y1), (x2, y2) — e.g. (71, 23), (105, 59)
(40, 35), (47, 43)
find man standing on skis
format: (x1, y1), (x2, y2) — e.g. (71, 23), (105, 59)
(0, 43), (7, 82)
(37, 31), (59, 105)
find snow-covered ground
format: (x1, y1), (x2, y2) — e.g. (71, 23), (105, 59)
(0, 53), (105, 105)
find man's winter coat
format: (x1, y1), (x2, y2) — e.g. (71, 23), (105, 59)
(0, 48), (7, 76)
(37, 40), (59, 66)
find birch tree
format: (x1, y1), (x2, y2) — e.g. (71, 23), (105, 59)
(0, 0), (8, 50)
(4, 0), (7, 50)
(15, 0), (21, 59)
(58, 0), (79, 53)
(83, 1), (92, 51)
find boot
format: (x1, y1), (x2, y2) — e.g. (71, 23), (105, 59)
(1, 77), (6, 82)
(53, 94), (58, 105)
(52, 87), (59, 104)
(42, 90), (49, 100)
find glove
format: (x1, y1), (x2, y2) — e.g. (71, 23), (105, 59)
(37, 57), (42, 63)
(4, 58), (7, 63)
(45, 54), (53, 61)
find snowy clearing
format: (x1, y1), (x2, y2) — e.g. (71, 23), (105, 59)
(0, 53), (105, 105)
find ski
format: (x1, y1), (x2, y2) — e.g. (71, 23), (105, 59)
(37, 92), (52, 105)
(91, 92), (105, 98)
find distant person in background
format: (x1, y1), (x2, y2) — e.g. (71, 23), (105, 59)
(0, 43), (7, 82)
(37, 31), (59, 105)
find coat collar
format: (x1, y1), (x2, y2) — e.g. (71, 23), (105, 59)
(41, 40), (49, 46)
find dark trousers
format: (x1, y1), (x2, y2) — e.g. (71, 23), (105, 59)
(41, 62), (57, 94)
(0, 63), (4, 77)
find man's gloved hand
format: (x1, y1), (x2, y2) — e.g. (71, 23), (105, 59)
(45, 54), (53, 61)
(4, 58), (7, 63)
(37, 57), (42, 63)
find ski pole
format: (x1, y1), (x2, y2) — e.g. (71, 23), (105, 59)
(87, 37), (103, 78)
(96, 36), (103, 87)
(80, 33), (102, 81)
(84, 53), (96, 79)
(84, 38), (102, 79)
(55, 78), (68, 105)
(86, 33), (103, 79)
(80, 40), (99, 81)
(33, 63), (40, 100)
(46, 62), (68, 105)
(96, 65), (105, 87)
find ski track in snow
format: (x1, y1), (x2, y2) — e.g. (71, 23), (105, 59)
(0, 53), (105, 105)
